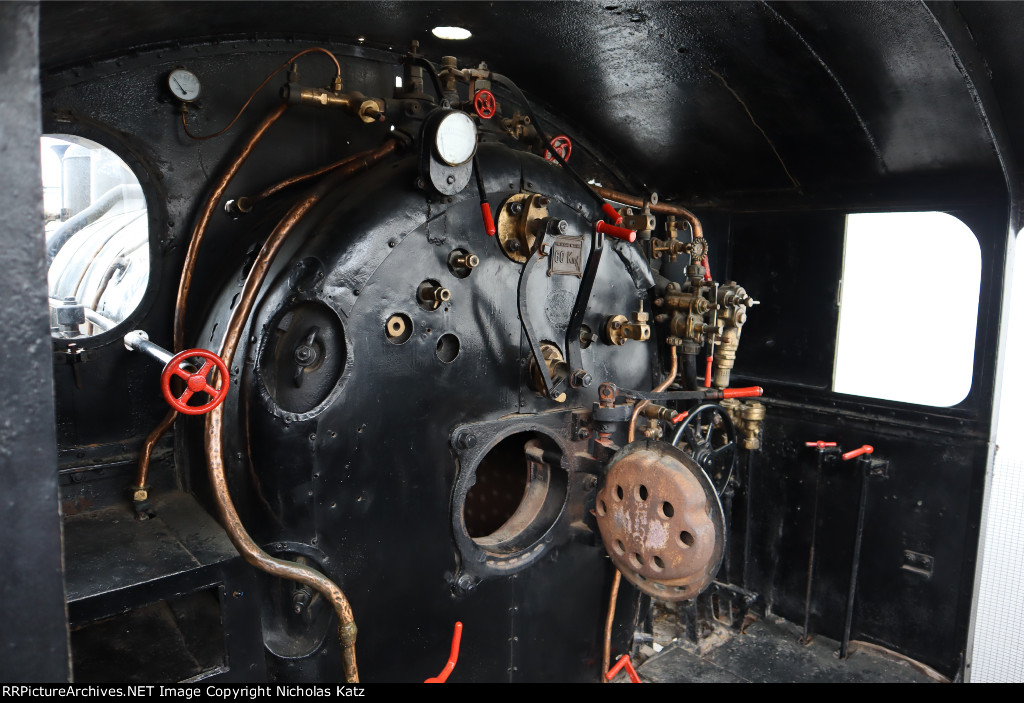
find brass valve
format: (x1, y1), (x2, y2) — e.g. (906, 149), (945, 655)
(604, 303), (651, 346)
(720, 399), (766, 450)
(651, 215), (689, 262)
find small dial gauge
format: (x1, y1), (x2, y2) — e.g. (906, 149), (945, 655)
(435, 111), (477, 166)
(168, 68), (201, 102)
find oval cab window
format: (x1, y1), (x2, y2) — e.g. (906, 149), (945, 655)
(42, 135), (149, 339)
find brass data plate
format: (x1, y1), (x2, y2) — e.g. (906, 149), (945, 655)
(548, 235), (583, 277)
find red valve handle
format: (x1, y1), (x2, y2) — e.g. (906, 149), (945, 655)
(481, 202), (496, 236)
(704, 355), (714, 388)
(425, 621), (463, 683)
(605, 654), (642, 683)
(544, 134), (572, 163)
(595, 220), (636, 242)
(601, 202), (624, 225)
(672, 411), (688, 424)
(702, 254), (712, 282)
(842, 444), (874, 461)
(805, 441), (838, 448)
(721, 386), (764, 399)
(473, 89), (497, 119)
(160, 349), (230, 416)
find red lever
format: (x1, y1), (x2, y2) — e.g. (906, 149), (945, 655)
(702, 254), (712, 282)
(160, 349), (230, 416)
(480, 202), (496, 236)
(424, 621), (463, 683)
(473, 89), (496, 119)
(704, 356), (713, 388)
(805, 441), (838, 448)
(721, 386), (764, 399)
(672, 411), (688, 424)
(595, 220), (636, 243)
(601, 202), (624, 225)
(544, 134), (572, 163)
(842, 445), (875, 461)
(605, 654), (642, 683)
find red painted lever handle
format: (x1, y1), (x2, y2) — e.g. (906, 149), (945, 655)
(704, 356), (713, 388)
(605, 654), (642, 683)
(842, 445), (875, 461)
(601, 202), (624, 225)
(424, 621), (463, 683)
(805, 441), (838, 448)
(481, 202), (496, 236)
(160, 349), (230, 416)
(721, 386), (764, 399)
(595, 220), (636, 242)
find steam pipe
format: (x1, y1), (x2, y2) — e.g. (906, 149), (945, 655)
(133, 103), (289, 503)
(606, 345), (679, 681)
(205, 139), (397, 683)
(591, 186), (704, 239)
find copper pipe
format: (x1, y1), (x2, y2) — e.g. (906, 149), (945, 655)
(182, 47), (340, 141)
(206, 139), (397, 683)
(134, 103), (289, 498)
(592, 186), (704, 239)
(601, 570), (621, 683)
(627, 345), (679, 443)
(605, 345), (679, 680)
(239, 151), (364, 211)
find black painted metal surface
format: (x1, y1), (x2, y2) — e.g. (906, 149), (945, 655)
(3, 0), (1019, 685)
(0, 2), (70, 683)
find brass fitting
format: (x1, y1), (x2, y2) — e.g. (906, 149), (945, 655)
(529, 342), (569, 402)
(721, 399), (766, 450)
(712, 282), (756, 388)
(453, 253), (479, 269)
(604, 304), (651, 346)
(417, 281), (451, 310)
(652, 215), (689, 262)
(282, 84), (385, 124)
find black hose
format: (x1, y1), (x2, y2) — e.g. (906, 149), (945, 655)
(488, 72), (608, 215)
(412, 56), (445, 102)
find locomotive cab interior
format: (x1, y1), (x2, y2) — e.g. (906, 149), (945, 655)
(2, 0), (1022, 684)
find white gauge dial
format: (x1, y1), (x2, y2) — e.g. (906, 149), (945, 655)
(435, 111), (477, 166)
(168, 68), (201, 102)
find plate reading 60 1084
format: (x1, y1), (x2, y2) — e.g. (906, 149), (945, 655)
(549, 235), (584, 277)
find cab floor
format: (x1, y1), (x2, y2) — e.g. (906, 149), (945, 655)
(636, 614), (945, 683)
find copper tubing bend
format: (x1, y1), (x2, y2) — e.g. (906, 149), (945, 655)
(239, 151), (366, 211)
(604, 345), (679, 681)
(205, 139), (397, 684)
(133, 103), (290, 495)
(592, 186), (704, 239)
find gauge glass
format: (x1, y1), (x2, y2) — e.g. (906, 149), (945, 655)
(435, 111), (477, 166)
(168, 69), (201, 102)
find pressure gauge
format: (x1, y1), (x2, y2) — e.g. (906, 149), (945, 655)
(434, 111), (477, 166)
(168, 68), (201, 103)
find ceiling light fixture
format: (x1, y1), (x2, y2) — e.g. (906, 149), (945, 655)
(431, 26), (472, 40)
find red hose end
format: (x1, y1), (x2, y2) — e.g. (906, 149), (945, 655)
(601, 202), (624, 225)
(595, 220), (636, 242)
(721, 386), (764, 399)
(842, 444), (875, 461)
(425, 621), (463, 683)
(672, 412), (688, 424)
(481, 202), (496, 236)
(805, 441), (838, 448)
(704, 356), (713, 388)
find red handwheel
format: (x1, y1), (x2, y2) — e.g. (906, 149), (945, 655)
(160, 349), (230, 415)
(473, 89), (497, 119)
(544, 134), (572, 163)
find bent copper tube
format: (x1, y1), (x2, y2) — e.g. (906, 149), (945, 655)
(606, 345), (679, 679)
(239, 150), (365, 211)
(592, 186), (704, 239)
(206, 139), (397, 683)
(135, 104), (289, 497)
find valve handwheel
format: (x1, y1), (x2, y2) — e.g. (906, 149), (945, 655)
(160, 348), (230, 415)
(544, 134), (572, 163)
(473, 89), (497, 119)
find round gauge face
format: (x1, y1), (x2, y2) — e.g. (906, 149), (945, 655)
(168, 68), (201, 102)
(435, 111), (477, 166)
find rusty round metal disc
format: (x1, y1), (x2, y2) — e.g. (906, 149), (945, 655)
(594, 439), (725, 601)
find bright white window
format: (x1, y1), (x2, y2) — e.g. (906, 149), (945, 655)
(833, 212), (981, 406)
(42, 135), (149, 338)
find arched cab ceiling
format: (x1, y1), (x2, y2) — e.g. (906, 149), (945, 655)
(39, 1), (1023, 210)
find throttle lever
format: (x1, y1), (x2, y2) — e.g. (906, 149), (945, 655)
(124, 330), (230, 416)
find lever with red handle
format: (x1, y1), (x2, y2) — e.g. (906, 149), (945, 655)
(605, 654), (642, 683)
(424, 621), (463, 683)
(124, 330), (230, 416)
(805, 441), (838, 448)
(842, 445), (875, 461)
(595, 220), (637, 242)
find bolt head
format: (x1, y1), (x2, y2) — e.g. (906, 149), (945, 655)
(456, 432), (477, 450)
(509, 201), (523, 215)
